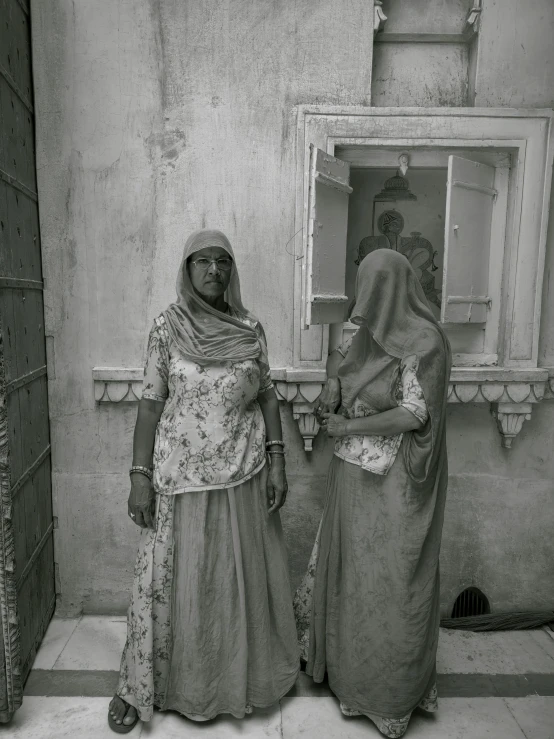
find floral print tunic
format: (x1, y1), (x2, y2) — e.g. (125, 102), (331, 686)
(333, 334), (428, 475)
(142, 310), (272, 494)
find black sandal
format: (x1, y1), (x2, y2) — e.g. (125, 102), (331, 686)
(108, 697), (139, 734)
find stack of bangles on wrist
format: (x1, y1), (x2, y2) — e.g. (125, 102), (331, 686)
(129, 465), (153, 480)
(266, 440), (285, 459)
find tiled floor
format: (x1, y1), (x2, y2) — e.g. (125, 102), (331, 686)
(5, 617), (554, 738)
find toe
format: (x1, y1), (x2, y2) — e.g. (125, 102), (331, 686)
(122, 705), (138, 726)
(109, 696), (126, 723)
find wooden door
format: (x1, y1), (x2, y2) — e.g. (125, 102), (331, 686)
(0, 0), (55, 720)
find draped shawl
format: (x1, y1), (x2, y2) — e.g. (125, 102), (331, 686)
(338, 249), (451, 483)
(163, 230), (261, 365)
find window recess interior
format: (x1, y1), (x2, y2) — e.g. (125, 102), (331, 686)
(319, 143), (515, 367)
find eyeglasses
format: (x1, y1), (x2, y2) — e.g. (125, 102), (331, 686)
(190, 257), (233, 271)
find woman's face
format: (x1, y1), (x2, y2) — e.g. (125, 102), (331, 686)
(187, 246), (233, 300)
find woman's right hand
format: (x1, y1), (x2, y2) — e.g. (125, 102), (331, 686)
(127, 473), (156, 529)
(315, 378), (341, 423)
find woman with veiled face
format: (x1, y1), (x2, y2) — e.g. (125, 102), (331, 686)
(294, 249), (451, 738)
(108, 230), (298, 732)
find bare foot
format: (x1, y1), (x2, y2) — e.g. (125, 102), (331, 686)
(108, 696), (138, 727)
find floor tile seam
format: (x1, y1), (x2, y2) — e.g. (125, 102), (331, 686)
(531, 629), (554, 668)
(278, 700), (284, 739)
(50, 616), (83, 670)
(502, 696), (533, 739)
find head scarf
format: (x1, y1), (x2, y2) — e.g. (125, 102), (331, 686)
(339, 249), (451, 482)
(163, 230), (261, 365)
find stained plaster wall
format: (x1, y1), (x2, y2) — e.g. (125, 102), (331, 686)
(31, 0), (554, 616)
(31, 0), (373, 614)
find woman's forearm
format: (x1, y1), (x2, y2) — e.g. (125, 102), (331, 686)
(132, 398), (164, 467)
(258, 389), (283, 444)
(326, 350), (343, 379)
(345, 407), (423, 436)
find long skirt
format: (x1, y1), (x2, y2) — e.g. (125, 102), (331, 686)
(117, 466), (299, 722)
(294, 454), (441, 738)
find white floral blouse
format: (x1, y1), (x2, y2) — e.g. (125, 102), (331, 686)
(333, 334), (428, 476)
(142, 310), (273, 494)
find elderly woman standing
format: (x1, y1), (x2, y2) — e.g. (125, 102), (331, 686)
(108, 230), (299, 732)
(294, 249), (451, 738)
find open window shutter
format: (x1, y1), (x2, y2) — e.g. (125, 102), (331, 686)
(304, 145), (352, 326)
(442, 155), (497, 323)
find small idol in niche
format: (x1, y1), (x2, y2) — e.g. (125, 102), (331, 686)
(356, 209), (441, 310)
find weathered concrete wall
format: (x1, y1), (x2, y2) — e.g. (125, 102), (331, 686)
(442, 402), (554, 614)
(32, 0), (554, 615)
(366, 0), (554, 615)
(32, 0), (373, 614)
(372, 0), (470, 106)
(440, 0), (554, 615)
(31, 0), (165, 614)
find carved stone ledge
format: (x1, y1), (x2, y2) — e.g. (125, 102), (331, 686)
(92, 367), (552, 451)
(448, 368), (548, 406)
(93, 367), (143, 404)
(448, 381), (545, 405)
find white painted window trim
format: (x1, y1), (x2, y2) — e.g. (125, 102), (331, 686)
(289, 107), (554, 448)
(295, 111), (554, 369)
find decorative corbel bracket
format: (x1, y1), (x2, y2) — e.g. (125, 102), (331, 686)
(545, 370), (554, 400)
(464, 0), (482, 41)
(274, 380), (324, 452)
(374, 0), (481, 44)
(374, 0), (387, 36)
(491, 403), (532, 449)
(448, 368), (547, 448)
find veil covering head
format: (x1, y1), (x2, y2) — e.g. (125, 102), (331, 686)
(338, 249), (451, 483)
(162, 229), (261, 365)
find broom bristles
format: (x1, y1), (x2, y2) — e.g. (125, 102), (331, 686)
(440, 611), (554, 631)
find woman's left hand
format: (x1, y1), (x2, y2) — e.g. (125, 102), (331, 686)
(321, 412), (350, 438)
(267, 458), (288, 514)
